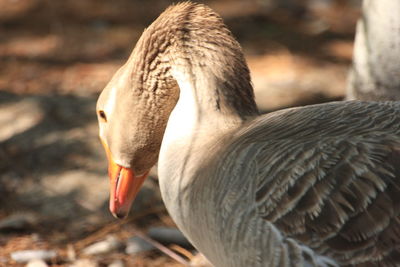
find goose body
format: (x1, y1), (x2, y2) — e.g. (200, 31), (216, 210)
(97, 3), (400, 266)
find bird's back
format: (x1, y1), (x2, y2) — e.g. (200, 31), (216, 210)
(203, 101), (400, 266)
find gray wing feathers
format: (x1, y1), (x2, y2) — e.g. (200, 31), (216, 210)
(233, 101), (400, 266)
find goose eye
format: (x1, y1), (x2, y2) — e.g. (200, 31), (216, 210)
(98, 110), (107, 122)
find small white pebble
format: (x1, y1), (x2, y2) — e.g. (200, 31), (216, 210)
(108, 259), (125, 267)
(25, 259), (48, 267)
(69, 258), (98, 267)
(125, 236), (154, 254)
(82, 235), (122, 255)
(11, 250), (57, 263)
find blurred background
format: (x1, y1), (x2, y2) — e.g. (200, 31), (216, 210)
(0, 0), (361, 266)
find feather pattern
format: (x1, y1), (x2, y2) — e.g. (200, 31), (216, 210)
(206, 101), (400, 266)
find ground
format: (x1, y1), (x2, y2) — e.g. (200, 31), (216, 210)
(0, 0), (359, 266)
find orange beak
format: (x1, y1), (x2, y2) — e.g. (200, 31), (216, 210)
(101, 141), (149, 219)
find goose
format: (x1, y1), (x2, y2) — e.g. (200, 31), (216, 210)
(96, 3), (400, 266)
(347, 0), (400, 101)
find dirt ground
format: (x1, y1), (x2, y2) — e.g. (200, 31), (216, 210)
(0, 0), (360, 266)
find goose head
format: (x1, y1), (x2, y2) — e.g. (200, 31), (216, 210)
(96, 44), (179, 218)
(96, 2), (257, 219)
